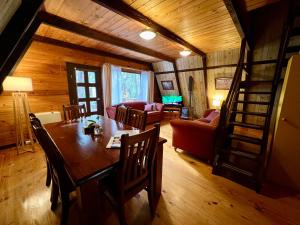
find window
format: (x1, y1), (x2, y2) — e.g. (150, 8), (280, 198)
(111, 66), (150, 105)
(119, 71), (141, 102)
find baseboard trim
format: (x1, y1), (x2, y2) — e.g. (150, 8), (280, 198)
(0, 143), (16, 151)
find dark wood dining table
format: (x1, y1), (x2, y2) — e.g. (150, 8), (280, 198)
(44, 115), (166, 225)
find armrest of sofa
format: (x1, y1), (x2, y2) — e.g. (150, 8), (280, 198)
(203, 109), (217, 118)
(106, 106), (117, 119)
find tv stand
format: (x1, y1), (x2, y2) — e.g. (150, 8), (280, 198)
(164, 104), (182, 112)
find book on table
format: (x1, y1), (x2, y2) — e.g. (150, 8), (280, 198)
(106, 130), (139, 148)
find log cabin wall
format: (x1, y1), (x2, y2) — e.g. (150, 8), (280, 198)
(153, 48), (240, 117)
(0, 41), (149, 147)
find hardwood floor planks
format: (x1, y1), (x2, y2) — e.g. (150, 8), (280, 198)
(0, 120), (300, 225)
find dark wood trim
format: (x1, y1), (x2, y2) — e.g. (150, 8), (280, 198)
(154, 59), (278, 75)
(33, 35), (151, 68)
(121, 68), (141, 74)
(223, 0), (251, 49)
(0, 143), (16, 151)
(39, 11), (174, 62)
(202, 56), (210, 109)
(93, 0), (206, 57)
(0, 0), (44, 88)
(173, 62), (182, 96)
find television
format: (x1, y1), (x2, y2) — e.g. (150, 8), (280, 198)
(162, 95), (183, 104)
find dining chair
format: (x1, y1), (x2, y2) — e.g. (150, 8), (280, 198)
(63, 104), (86, 121)
(126, 108), (147, 130)
(115, 105), (129, 123)
(29, 113), (52, 187)
(102, 123), (160, 225)
(32, 123), (75, 225)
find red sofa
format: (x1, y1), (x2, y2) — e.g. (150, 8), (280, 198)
(170, 109), (220, 161)
(106, 101), (164, 124)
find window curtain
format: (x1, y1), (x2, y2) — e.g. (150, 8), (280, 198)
(111, 65), (122, 105)
(141, 70), (154, 102)
(102, 63), (112, 117)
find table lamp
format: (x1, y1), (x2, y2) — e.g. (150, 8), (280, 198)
(3, 76), (35, 154)
(212, 95), (223, 109)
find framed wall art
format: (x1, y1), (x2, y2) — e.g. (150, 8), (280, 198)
(215, 77), (233, 90)
(161, 80), (174, 90)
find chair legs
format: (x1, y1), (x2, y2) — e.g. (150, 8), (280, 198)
(46, 160), (51, 187)
(51, 182), (59, 211)
(117, 204), (127, 225)
(61, 194), (70, 225)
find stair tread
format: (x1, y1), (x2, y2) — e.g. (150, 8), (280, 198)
(240, 80), (273, 87)
(221, 148), (260, 160)
(235, 100), (270, 105)
(230, 121), (264, 130)
(229, 134), (263, 145)
(286, 45), (300, 53)
(220, 162), (254, 177)
(238, 91), (272, 94)
(291, 27), (300, 36)
(232, 110), (268, 117)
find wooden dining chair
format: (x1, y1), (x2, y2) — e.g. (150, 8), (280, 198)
(102, 123), (160, 225)
(126, 108), (147, 130)
(32, 123), (75, 225)
(29, 113), (52, 187)
(115, 105), (129, 123)
(63, 104), (86, 121)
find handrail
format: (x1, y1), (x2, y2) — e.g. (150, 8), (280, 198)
(218, 39), (247, 130)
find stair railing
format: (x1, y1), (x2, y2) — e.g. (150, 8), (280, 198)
(214, 39), (246, 160)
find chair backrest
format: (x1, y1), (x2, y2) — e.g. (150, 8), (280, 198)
(118, 123), (160, 192)
(31, 121), (74, 190)
(115, 105), (128, 123)
(63, 104), (86, 121)
(126, 108), (147, 130)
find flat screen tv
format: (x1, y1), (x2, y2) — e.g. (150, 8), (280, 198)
(162, 95), (182, 104)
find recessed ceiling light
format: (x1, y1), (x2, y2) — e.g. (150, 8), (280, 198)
(180, 50), (192, 57)
(139, 29), (156, 40)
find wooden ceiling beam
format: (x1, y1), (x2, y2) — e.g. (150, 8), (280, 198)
(39, 11), (174, 63)
(92, 0), (206, 56)
(0, 0), (44, 88)
(32, 35), (152, 68)
(223, 0), (252, 49)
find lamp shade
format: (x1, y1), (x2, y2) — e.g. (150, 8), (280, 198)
(3, 76), (33, 92)
(212, 95), (223, 108)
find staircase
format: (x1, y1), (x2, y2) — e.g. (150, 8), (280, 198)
(212, 1), (300, 192)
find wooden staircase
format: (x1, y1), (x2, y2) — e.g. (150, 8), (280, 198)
(212, 1), (300, 192)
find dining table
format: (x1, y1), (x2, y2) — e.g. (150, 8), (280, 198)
(44, 115), (167, 225)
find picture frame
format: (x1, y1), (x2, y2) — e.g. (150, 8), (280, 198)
(215, 77), (233, 90)
(161, 80), (174, 90)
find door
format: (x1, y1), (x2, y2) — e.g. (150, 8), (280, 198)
(66, 63), (104, 115)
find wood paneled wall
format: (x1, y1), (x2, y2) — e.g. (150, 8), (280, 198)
(153, 49), (241, 117)
(0, 41), (149, 147)
(245, 0), (289, 125)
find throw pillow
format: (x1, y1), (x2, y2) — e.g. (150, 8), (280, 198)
(144, 103), (154, 111)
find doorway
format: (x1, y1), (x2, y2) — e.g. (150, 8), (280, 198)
(66, 63), (104, 115)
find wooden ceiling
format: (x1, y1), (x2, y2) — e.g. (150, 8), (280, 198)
(36, 0), (279, 63)
(245, 0), (280, 11)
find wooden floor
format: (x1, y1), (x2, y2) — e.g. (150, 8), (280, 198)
(1, 120), (300, 225)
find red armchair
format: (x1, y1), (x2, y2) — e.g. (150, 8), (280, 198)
(106, 101), (164, 124)
(170, 109), (220, 161)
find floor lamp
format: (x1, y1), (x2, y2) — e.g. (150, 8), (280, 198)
(3, 76), (35, 154)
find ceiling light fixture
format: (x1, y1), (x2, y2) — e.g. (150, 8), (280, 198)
(139, 29), (156, 40)
(180, 50), (192, 57)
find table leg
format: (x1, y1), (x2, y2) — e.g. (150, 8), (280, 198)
(153, 141), (164, 207)
(76, 179), (103, 225)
